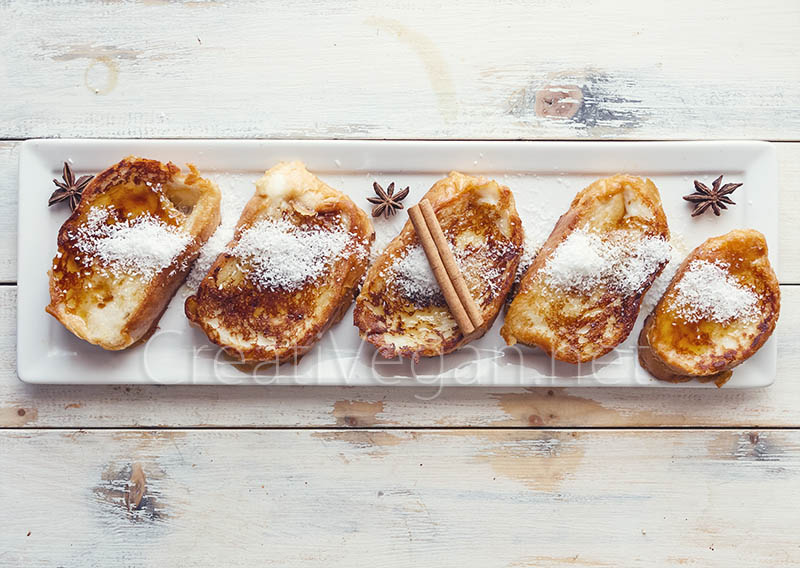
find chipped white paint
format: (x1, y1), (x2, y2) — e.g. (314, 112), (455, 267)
(1, 429), (799, 567)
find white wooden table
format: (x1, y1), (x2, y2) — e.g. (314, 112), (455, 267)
(2, 2), (800, 566)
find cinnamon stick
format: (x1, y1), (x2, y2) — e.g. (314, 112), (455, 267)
(408, 199), (482, 336)
(419, 199), (483, 329)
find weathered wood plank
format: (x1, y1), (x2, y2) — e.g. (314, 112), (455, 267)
(1, 1), (799, 139)
(1, 429), (798, 567)
(2, 141), (799, 283)
(2, 285), (798, 428)
(0, 142), (18, 282)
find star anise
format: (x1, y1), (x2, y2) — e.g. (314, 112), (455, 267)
(683, 175), (742, 217)
(367, 181), (409, 218)
(48, 162), (94, 211)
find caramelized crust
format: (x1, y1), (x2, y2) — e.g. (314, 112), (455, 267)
(638, 229), (780, 386)
(46, 156), (221, 350)
(185, 161), (374, 364)
(354, 172), (524, 360)
(501, 175), (670, 363)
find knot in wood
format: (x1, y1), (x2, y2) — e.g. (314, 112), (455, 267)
(125, 463), (146, 511)
(534, 85), (583, 119)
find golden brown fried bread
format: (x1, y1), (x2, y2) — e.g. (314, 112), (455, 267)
(638, 229), (780, 386)
(185, 161), (374, 363)
(501, 174), (670, 363)
(354, 172), (524, 360)
(47, 156), (221, 350)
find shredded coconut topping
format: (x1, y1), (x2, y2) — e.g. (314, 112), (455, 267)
(541, 228), (671, 295)
(229, 217), (359, 291)
(640, 234), (689, 316)
(672, 260), (759, 323)
(71, 207), (192, 280)
(391, 245), (439, 301)
(387, 237), (518, 304)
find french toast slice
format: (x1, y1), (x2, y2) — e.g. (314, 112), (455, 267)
(638, 229), (780, 386)
(185, 161), (374, 363)
(47, 156), (221, 350)
(354, 172), (524, 360)
(501, 175), (670, 363)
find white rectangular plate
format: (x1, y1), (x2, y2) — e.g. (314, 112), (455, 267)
(18, 140), (779, 387)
